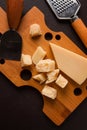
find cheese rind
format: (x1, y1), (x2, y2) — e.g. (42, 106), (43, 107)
(32, 46), (47, 64)
(41, 85), (57, 99)
(55, 74), (68, 88)
(50, 42), (87, 85)
(36, 59), (55, 72)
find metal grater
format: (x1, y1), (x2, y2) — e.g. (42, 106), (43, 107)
(46, 0), (81, 20)
(46, 0), (87, 48)
(46, 0), (81, 19)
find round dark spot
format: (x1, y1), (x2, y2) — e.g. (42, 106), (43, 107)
(0, 59), (5, 64)
(20, 69), (32, 81)
(55, 34), (61, 40)
(44, 32), (53, 40)
(74, 88), (82, 96)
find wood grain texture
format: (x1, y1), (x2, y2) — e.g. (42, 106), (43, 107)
(0, 7), (9, 33)
(6, 0), (24, 29)
(0, 7), (87, 125)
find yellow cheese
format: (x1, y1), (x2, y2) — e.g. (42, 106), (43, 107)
(36, 59), (55, 72)
(55, 74), (68, 88)
(33, 73), (46, 84)
(29, 23), (42, 37)
(32, 46), (47, 64)
(21, 54), (32, 67)
(41, 85), (57, 99)
(46, 69), (60, 84)
(50, 43), (87, 85)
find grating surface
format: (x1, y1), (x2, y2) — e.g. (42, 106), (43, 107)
(46, 0), (80, 19)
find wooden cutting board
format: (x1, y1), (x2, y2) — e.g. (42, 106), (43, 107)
(0, 7), (87, 125)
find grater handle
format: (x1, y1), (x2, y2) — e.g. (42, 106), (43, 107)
(72, 18), (87, 48)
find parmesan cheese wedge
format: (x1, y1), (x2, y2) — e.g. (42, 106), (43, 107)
(50, 43), (87, 85)
(41, 85), (57, 99)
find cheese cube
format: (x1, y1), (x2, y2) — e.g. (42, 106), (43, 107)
(21, 54), (32, 67)
(32, 46), (47, 64)
(33, 73), (46, 84)
(46, 69), (60, 84)
(36, 59), (55, 72)
(29, 23), (42, 37)
(55, 74), (68, 88)
(41, 85), (57, 99)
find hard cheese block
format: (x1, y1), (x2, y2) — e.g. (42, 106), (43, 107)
(50, 43), (87, 85)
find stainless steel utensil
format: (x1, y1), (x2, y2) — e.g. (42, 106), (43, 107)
(46, 0), (87, 48)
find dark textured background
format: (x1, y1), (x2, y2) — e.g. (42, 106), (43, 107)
(0, 0), (87, 130)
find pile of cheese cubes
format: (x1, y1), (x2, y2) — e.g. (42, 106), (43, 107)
(21, 23), (68, 100)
